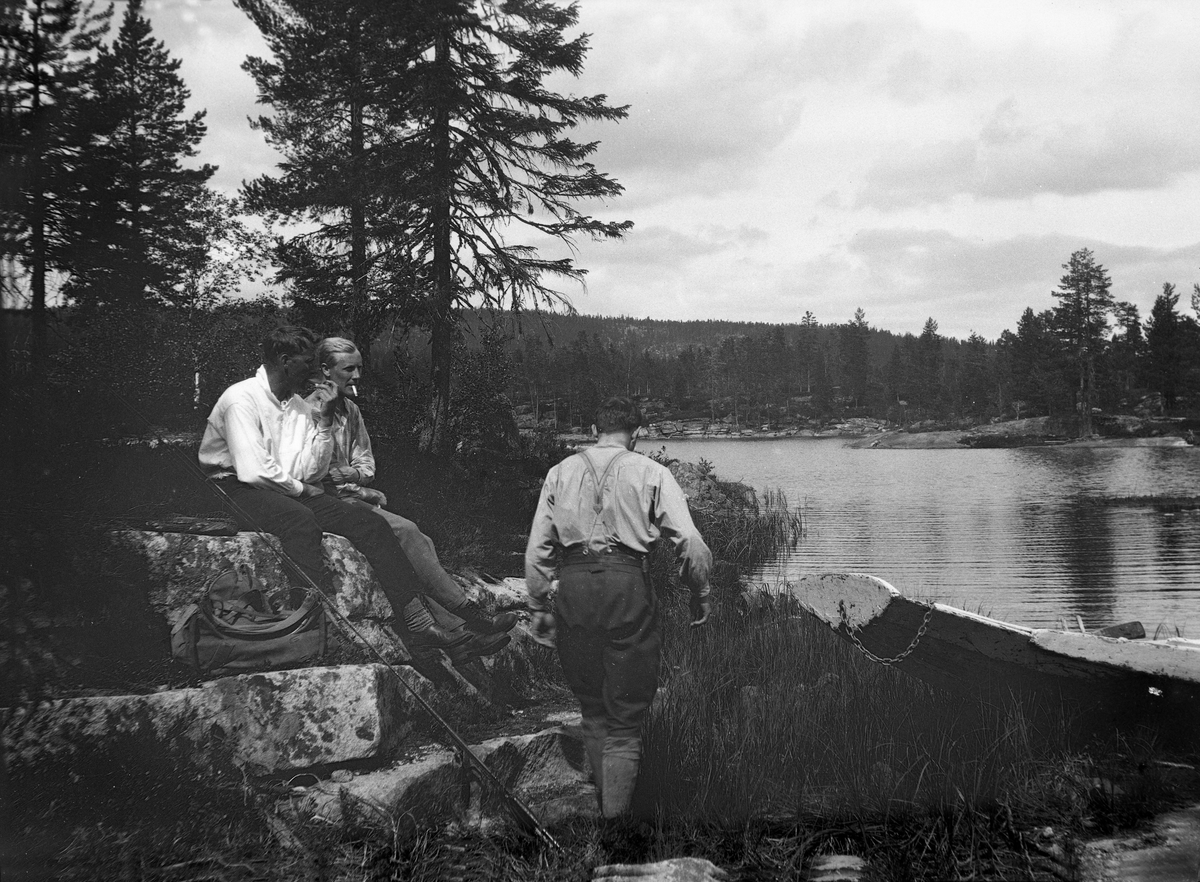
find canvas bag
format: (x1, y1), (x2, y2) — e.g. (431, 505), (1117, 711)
(170, 565), (328, 675)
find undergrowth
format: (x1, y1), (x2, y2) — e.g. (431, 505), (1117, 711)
(6, 454), (1195, 881)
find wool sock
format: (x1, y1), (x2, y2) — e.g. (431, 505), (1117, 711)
(402, 597), (437, 632)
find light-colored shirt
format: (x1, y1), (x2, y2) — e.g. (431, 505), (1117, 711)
(524, 444), (712, 607)
(325, 398), (376, 499)
(198, 366), (333, 497)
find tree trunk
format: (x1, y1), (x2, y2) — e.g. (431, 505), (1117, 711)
(29, 8), (46, 377)
(423, 26), (453, 452)
(349, 91), (369, 363)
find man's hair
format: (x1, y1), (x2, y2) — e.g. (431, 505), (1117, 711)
(262, 325), (317, 364)
(316, 336), (359, 368)
(594, 396), (643, 434)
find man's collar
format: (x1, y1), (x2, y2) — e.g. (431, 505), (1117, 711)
(255, 365), (302, 409)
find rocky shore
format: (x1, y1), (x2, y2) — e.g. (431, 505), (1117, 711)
(554, 414), (1196, 450)
(852, 415), (1196, 449)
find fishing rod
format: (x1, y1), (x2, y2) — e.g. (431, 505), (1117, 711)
(205, 480), (561, 851)
(22, 324), (561, 850)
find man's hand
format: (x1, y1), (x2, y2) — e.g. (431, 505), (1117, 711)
(689, 592), (711, 628)
(358, 487), (388, 507)
(304, 381), (338, 423)
(299, 482), (325, 498)
(529, 611), (557, 647)
(328, 465), (359, 484)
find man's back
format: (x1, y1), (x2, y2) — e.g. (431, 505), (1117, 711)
(525, 446), (711, 605)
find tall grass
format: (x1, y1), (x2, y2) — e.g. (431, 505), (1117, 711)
(642, 595), (1078, 822)
(622, 482), (1184, 876)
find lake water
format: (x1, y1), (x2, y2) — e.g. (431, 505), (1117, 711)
(652, 438), (1200, 633)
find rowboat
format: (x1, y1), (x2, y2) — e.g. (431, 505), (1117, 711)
(790, 573), (1200, 744)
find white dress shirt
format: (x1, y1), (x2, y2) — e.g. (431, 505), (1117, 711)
(199, 366), (333, 497)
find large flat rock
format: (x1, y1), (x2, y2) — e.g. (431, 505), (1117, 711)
(284, 712), (595, 830)
(3, 663), (454, 779)
(112, 529), (392, 625)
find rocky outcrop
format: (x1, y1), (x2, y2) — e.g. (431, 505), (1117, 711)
(668, 461), (757, 518)
(1, 663), (462, 778)
(285, 711), (595, 830)
(112, 530), (395, 626)
(109, 529), (525, 663)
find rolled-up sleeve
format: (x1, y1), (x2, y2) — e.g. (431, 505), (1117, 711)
(653, 472), (712, 596)
(523, 471), (560, 609)
(347, 406), (376, 484)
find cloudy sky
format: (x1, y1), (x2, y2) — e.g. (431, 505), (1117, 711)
(147, 0), (1200, 341)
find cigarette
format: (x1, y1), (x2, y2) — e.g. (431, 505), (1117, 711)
(347, 382), (358, 396)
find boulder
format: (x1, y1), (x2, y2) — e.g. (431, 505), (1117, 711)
(668, 461), (757, 518)
(286, 714), (595, 829)
(2, 663), (449, 778)
(112, 529), (392, 626)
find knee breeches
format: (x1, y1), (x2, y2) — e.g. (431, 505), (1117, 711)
(555, 558), (661, 740)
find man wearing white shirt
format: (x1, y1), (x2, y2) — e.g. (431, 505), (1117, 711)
(199, 325), (471, 657)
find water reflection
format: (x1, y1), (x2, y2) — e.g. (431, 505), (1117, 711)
(1055, 503), (1117, 622)
(657, 439), (1200, 631)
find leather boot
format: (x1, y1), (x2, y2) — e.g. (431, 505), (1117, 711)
(446, 630), (511, 666)
(455, 599), (518, 634)
(400, 620), (473, 660)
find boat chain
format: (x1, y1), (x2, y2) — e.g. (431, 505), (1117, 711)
(844, 604), (934, 666)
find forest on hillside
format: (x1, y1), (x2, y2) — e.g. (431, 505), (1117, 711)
(385, 252), (1200, 436)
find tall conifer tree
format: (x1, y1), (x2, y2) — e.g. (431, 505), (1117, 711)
(240, 0), (630, 450)
(1051, 248), (1113, 435)
(61, 0), (214, 308)
(1, 0), (108, 364)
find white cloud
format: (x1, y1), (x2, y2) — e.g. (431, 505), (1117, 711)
(147, 0), (1200, 341)
(857, 101), (1200, 208)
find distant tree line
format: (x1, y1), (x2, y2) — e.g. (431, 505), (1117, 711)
(485, 249), (1200, 431)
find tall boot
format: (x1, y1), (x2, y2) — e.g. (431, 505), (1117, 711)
(446, 629), (511, 666)
(453, 599), (518, 635)
(601, 736), (641, 819)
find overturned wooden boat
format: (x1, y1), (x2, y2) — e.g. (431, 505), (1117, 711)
(791, 573), (1200, 742)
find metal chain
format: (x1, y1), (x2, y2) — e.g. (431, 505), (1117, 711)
(844, 604), (934, 666)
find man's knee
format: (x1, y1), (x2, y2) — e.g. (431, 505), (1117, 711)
(272, 503), (323, 541)
(378, 509), (424, 544)
(336, 501), (406, 553)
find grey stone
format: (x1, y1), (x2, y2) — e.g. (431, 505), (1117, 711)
(112, 529), (392, 626)
(3, 663), (441, 777)
(1078, 801), (1200, 882)
(287, 718), (596, 829)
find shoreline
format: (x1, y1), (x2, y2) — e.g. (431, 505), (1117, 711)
(554, 415), (1196, 450)
(558, 428), (1194, 450)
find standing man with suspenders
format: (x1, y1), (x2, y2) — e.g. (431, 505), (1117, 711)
(524, 396), (713, 819)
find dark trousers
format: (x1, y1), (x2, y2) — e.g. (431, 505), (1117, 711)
(555, 556), (661, 740)
(217, 480), (419, 616)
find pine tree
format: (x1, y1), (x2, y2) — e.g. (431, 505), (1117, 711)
(60, 0), (215, 308)
(240, 0), (630, 450)
(1, 0), (109, 365)
(839, 308), (870, 410)
(238, 0), (416, 348)
(1145, 283), (1187, 415)
(1051, 248), (1114, 435)
(915, 317), (942, 416)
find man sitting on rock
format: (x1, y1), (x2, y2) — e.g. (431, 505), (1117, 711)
(198, 325), (499, 665)
(311, 335), (516, 643)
